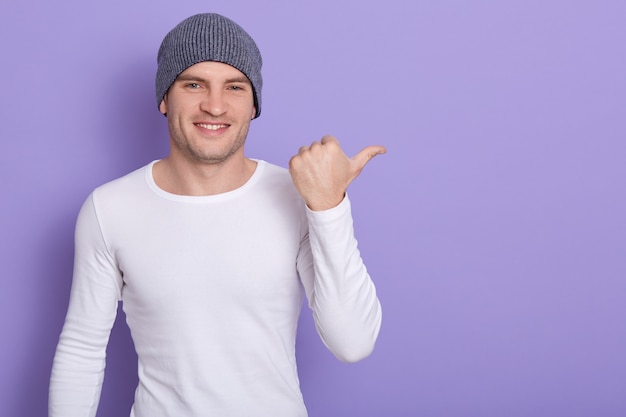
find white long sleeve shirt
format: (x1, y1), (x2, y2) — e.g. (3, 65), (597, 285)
(49, 160), (381, 417)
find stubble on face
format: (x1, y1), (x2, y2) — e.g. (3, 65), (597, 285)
(166, 113), (251, 166)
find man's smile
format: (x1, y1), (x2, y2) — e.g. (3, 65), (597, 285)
(195, 123), (229, 131)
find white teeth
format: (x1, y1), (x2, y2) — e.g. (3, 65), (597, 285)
(196, 123), (227, 130)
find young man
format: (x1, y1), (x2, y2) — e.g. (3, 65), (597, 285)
(49, 13), (384, 417)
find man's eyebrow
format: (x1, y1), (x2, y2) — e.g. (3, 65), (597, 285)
(175, 74), (205, 83)
(176, 74), (199, 81)
(226, 76), (252, 84)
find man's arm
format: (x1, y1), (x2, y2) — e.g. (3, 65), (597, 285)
(49, 194), (122, 417)
(291, 136), (385, 362)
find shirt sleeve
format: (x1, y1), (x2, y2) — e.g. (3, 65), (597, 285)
(49, 193), (123, 417)
(297, 195), (382, 363)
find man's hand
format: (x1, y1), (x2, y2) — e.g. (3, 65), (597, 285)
(288, 135), (386, 211)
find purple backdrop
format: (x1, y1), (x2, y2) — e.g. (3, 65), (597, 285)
(2, 1), (625, 416)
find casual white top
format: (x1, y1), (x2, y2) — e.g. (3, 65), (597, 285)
(49, 160), (382, 417)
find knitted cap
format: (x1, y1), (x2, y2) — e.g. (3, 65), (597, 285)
(156, 13), (263, 118)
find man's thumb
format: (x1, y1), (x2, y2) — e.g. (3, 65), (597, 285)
(351, 145), (387, 171)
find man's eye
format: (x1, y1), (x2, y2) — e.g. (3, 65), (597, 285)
(229, 85), (243, 91)
(187, 83), (200, 89)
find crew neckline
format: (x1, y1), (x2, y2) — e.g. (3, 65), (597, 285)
(145, 159), (265, 203)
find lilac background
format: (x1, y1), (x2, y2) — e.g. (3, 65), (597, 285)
(1, 0), (625, 416)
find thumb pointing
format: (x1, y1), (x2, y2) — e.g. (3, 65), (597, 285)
(351, 145), (387, 172)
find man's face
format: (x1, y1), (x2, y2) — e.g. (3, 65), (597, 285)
(159, 61), (256, 165)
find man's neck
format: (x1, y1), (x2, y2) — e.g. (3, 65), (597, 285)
(152, 154), (257, 196)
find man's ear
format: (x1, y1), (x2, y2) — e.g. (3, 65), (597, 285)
(251, 106), (256, 120)
(159, 98), (167, 116)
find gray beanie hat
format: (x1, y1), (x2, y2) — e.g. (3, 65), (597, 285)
(156, 13), (263, 118)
